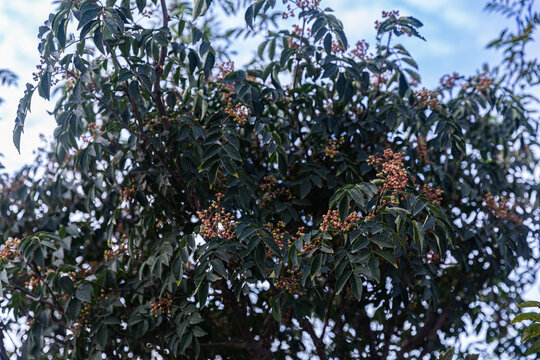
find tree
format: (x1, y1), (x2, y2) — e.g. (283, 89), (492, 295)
(1, 0), (538, 359)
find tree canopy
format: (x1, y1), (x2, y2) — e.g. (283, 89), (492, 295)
(1, 0), (538, 359)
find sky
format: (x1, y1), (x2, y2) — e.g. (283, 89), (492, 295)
(0, 0), (538, 307)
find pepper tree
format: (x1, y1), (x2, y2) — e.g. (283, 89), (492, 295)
(1, 0), (538, 359)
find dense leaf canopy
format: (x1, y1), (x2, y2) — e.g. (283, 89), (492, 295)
(1, 0), (538, 359)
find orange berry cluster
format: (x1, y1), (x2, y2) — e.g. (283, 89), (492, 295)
(217, 60), (234, 80)
(440, 72), (460, 88)
(150, 294), (172, 317)
(324, 137), (344, 158)
(350, 40), (371, 61)
(275, 266), (304, 295)
(225, 98), (249, 125)
(289, 25), (311, 49)
(415, 136), (429, 164)
(0, 237), (21, 262)
(368, 148), (409, 197)
(414, 88), (440, 109)
(420, 184), (444, 206)
(483, 193), (522, 224)
(319, 210), (361, 232)
(196, 193), (236, 241)
(282, 0), (321, 19)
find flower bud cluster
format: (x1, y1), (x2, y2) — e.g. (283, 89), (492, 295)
(25, 275), (42, 290)
(120, 184), (137, 202)
(440, 72), (460, 88)
(375, 10), (400, 30)
(424, 249), (441, 264)
(196, 193), (236, 241)
(0, 237), (21, 262)
(350, 40), (372, 61)
(414, 88), (440, 109)
(282, 0), (321, 19)
(217, 60), (234, 80)
(301, 234), (321, 255)
(225, 98), (249, 125)
(150, 294), (173, 317)
(82, 122), (103, 143)
(420, 184), (444, 206)
(319, 210), (361, 232)
(474, 74), (494, 92)
(71, 303), (91, 337)
(275, 266), (304, 295)
(483, 193), (522, 224)
(257, 175), (294, 207)
(324, 137), (344, 158)
(368, 148), (409, 197)
(104, 234), (129, 261)
(415, 136), (429, 165)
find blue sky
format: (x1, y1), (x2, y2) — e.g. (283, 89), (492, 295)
(0, 0), (538, 303)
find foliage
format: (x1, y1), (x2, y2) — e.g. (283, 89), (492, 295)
(0, 69), (17, 105)
(512, 301), (540, 355)
(0, 0), (538, 359)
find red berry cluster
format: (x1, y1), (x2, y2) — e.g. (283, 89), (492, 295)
(420, 184), (444, 206)
(440, 72), (460, 88)
(196, 193), (236, 241)
(150, 294), (173, 317)
(415, 136), (429, 165)
(414, 88), (440, 109)
(324, 137), (344, 158)
(483, 193), (522, 224)
(225, 98), (249, 125)
(368, 148), (409, 197)
(301, 234), (321, 255)
(0, 237), (21, 262)
(217, 60), (234, 81)
(319, 210), (361, 232)
(350, 40), (371, 61)
(282, 0), (321, 19)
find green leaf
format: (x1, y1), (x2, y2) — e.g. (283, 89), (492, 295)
(522, 323), (540, 342)
(373, 250), (398, 268)
(519, 301), (540, 308)
(512, 312), (540, 324)
(310, 254), (323, 278)
(335, 269), (351, 294)
(198, 281), (209, 306)
(412, 220), (423, 252)
(97, 325), (108, 347)
(350, 274), (363, 301)
(75, 283), (93, 302)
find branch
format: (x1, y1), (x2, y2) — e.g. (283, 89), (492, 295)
(154, 0), (171, 129)
(300, 318), (327, 360)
